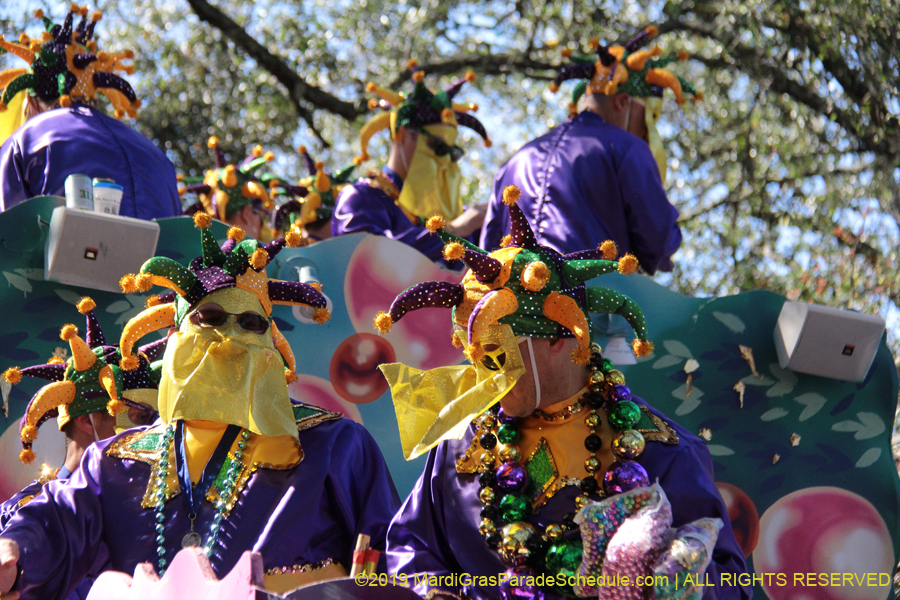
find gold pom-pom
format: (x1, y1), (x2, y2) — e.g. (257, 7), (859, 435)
(59, 95), (72, 108)
(588, 37), (600, 49)
(549, 83), (560, 93)
(252, 145), (263, 157)
(308, 281), (323, 292)
(47, 357), (64, 365)
(76, 297), (96, 314)
(119, 274), (137, 294)
(120, 355), (139, 371)
(426, 215), (446, 233)
(451, 333), (463, 348)
(484, 137), (492, 148)
(365, 82), (377, 93)
(312, 308), (331, 324)
(413, 71), (425, 83)
(34, 9), (44, 18)
(500, 235), (512, 248)
(521, 261), (550, 292)
(645, 25), (659, 38)
(19, 33), (29, 44)
(600, 240), (618, 260)
(297, 145), (307, 155)
(407, 58), (418, 70)
(207, 136), (219, 149)
(617, 253), (639, 275)
(193, 212), (212, 228)
(3, 367), (22, 385)
(92, 11), (102, 21)
(501, 185), (521, 206)
(134, 273), (153, 292)
(632, 339), (654, 357)
(19, 448), (35, 465)
(571, 344), (592, 366)
(21, 425), (38, 443)
(284, 229), (302, 248)
(264, 151), (275, 162)
(677, 51), (689, 61)
(227, 226), (245, 242)
(441, 108), (454, 123)
(464, 343), (485, 363)
(107, 399), (125, 415)
(367, 99), (379, 110)
(464, 70), (476, 82)
(250, 248), (269, 270)
(60, 324), (78, 341)
(443, 242), (465, 261)
(145, 294), (162, 308)
(352, 155), (365, 166)
(561, 48), (572, 58)
(285, 369), (298, 384)
(373, 311), (393, 334)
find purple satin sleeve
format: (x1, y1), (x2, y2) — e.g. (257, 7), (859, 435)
(332, 181), (446, 262)
(0, 480), (44, 531)
(0, 105), (181, 220)
(2, 446), (107, 599)
(479, 111), (681, 274)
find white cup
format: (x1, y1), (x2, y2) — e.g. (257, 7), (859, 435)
(92, 180), (123, 215)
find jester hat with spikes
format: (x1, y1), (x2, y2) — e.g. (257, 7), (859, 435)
(550, 26), (701, 110)
(117, 213), (329, 384)
(1, 297), (163, 464)
(181, 138), (276, 221)
(375, 185), (654, 367)
(269, 145), (358, 233)
(356, 59), (491, 164)
(0, 5), (140, 119)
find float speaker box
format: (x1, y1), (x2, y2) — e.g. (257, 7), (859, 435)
(774, 300), (885, 382)
(45, 207), (160, 292)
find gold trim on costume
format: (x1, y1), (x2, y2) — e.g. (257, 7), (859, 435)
(263, 559), (347, 594)
(638, 406), (680, 444)
(532, 397), (586, 422)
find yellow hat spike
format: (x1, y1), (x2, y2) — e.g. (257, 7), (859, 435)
(467, 288), (519, 354)
(119, 303), (176, 370)
(364, 82), (403, 107)
(21, 380), (76, 443)
(542, 291), (592, 365)
(356, 111), (392, 164)
(60, 325), (96, 372)
(271, 321), (296, 381)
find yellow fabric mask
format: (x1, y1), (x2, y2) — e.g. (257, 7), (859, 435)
(0, 91), (26, 147)
(379, 324), (525, 460)
(643, 97), (667, 185)
(158, 288), (298, 439)
(397, 124), (463, 220)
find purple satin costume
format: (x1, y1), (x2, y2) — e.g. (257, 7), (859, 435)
(386, 398), (750, 600)
(332, 168), (446, 262)
(2, 412), (400, 600)
(0, 104), (182, 220)
(479, 111), (681, 274)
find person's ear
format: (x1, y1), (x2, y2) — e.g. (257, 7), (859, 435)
(72, 414), (94, 436)
(612, 92), (630, 113)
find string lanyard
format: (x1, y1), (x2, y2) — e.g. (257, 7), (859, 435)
(173, 421), (242, 547)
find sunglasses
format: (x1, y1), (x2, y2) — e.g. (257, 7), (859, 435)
(419, 130), (465, 162)
(122, 399), (160, 427)
(188, 304), (270, 334)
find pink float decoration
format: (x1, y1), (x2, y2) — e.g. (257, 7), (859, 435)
(716, 481), (760, 558)
(753, 486), (893, 600)
(329, 333), (396, 404)
(288, 375), (362, 423)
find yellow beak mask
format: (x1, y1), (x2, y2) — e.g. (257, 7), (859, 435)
(379, 325), (525, 460)
(397, 124), (464, 220)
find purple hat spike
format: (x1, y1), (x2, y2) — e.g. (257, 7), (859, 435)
(299, 149), (317, 176)
(85, 18), (98, 42)
(625, 28), (656, 52)
(83, 310), (105, 347)
(444, 74), (471, 101)
(18, 363), (66, 382)
(389, 281), (463, 323)
(454, 112), (489, 143)
(565, 249), (605, 261)
(58, 9), (75, 43)
(138, 337), (168, 363)
(507, 202), (538, 248)
(182, 183), (212, 196)
(271, 199), (304, 232)
(597, 46), (617, 67)
(261, 238), (290, 266)
(408, 108), (443, 131)
(220, 236), (238, 255)
(75, 14), (88, 43)
(72, 54), (97, 70)
(92, 72), (138, 103)
(551, 63), (596, 90)
(462, 249), (501, 283)
(267, 281), (327, 309)
(213, 146), (226, 169)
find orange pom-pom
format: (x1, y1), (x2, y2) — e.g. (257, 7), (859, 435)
(500, 235), (512, 248)
(501, 185), (521, 206)
(561, 48), (572, 58)
(441, 108), (455, 123)
(312, 308), (331, 324)
(119, 274), (137, 294)
(284, 229), (302, 248)
(60, 324), (78, 341)
(59, 95), (72, 108)
(308, 281), (323, 292)
(632, 339), (654, 357)
(34, 9), (44, 18)
(252, 145), (263, 157)
(645, 25), (659, 38)
(443, 242), (465, 261)
(120, 355), (139, 371)
(264, 151), (275, 162)
(3, 367), (22, 385)
(412, 71), (425, 83)
(297, 145), (307, 155)
(19, 448), (35, 465)
(373, 311), (393, 334)
(19, 33), (29, 44)
(549, 83), (560, 93)
(250, 248), (269, 270)
(0, 102), (7, 113)
(484, 137), (492, 148)
(21, 425), (38, 443)
(521, 261), (550, 292)
(426, 215), (446, 233)
(227, 226), (245, 242)
(47, 357), (64, 365)
(464, 70), (476, 82)
(285, 369), (298, 384)
(600, 240), (618, 260)
(92, 11), (102, 21)
(107, 399), (125, 415)
(677, 51), (689, 61)
(207, 136), (219, 149)
(365, 82), (377, 93)
(588, 37), (600, 49)
(571, 344), (591, 366)
(193, 212), (212, 228)
(145, 294), (162, 308)
(134, 273), (153, 292)
(451, 333), (463, 348)
(367, 99), (379, 110)
(76, 297), (96, 314)
(464, 343), (485, 363)
(352, 155), (365, 166)
(407, 58), (419, 70)
(618, 253), (639, 275)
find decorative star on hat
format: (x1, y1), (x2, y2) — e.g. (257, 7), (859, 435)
(269, 145), (358, 234)
(355, 59), (491, 164)
(550, 26), (701, 117)
(180, 138), (276, 221)
(1, 297), (164, 464)
(375, 185), (654, 366)
(117, 214), (330, 383)
(0, 4), (140, 118)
